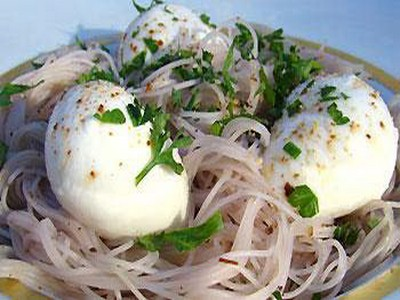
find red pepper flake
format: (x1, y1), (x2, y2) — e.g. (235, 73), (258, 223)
(284, 182), (294, 197)
(156, 39), (164, 46)
(130, 43), (138, 52)
(219, 257), (238, 265)
(148, 29), (155, 34)
(89, 170), (96, 179)
(146, 140), (151, 146)
(380, 121), (385, 129)
(366, 133), (371, 139)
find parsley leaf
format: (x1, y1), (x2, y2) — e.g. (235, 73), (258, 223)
(184, 89), (200, 111)
(334, 222), (359, 246)
(0, 80), (44, 107)
(135, 112), (192, 185)
(143, 49), (194, 77)
(283, 141), (301, 159)
(143, 37), (159, 54)
(0, 141), (8, 167)
(234, 23), (254, 60)
(76, 67), (114, 84)
(126, 102), (154, 127)
(131, 0), (163, 13)
(137, 211), (224, 252)
(272, 290), (283, 300)
(340, 92), (350, 100)
(287, 98), (303, 117)
(320, 85), (339, 102)
(94, 108), (126, 124)
(256, 67), (275, 109)
(131, 27), (140, 38)
(327, 102), (350, 125)
(367, 217), (381, 230)
(199, 13), (217, 29)
(119, 51), (147, 78)
(287, 185), (319, 217)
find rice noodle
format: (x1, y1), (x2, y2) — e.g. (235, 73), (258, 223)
(0, 19), (398, 300)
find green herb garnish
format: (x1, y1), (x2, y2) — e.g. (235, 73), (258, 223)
(367, 217), (381, 230)
(76, 67), (114, 84)
(119, 51), (147, 78)
(75, 36), (87, 50)
(334, 222), (359, 246)
(131, 0), (163, 13)
(199, 13), (217, 29)
(287, 185), (319, 218)
(163, 5), (173, 14)
(135, 112), (192, 185)
(341, 92), (350, 100)
(287, 98), (303, 117)
(312, 293), (322, 300)
(126, 102), (154, 127)
(0, 141), (8, 167)
(137, 211), (224, 252)
(184, 89), (200, 111)
(0, 80), (44, 107)
(94, 108), (126, 124)
(171, 89), (183, 108)
(233, 23), (253, 60)
(210, 113), (266, 136)
(283, 141), (301, 159)
(220, 42), (236, 99)
(327, 102), (350, 125)
(272, 290), (283, 300)
(320, 85), (339, 102)
(143, 37), (159, 54)
(256, 67), (275, 109)
(131, 27), (140, 38)
(143, 49), (194, 77)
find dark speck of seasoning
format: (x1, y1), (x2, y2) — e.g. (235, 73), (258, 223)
(89, 247), (97, 253)
(119, 162), (123, 167)
(157, 40), (164, 46)
(144, 23), (149, 27)
(148, 29), (155, 34)
(67, 150), (72, 156)
(66, 127), (70, 133)
(370, 92), (378, 99)
(76, 98), (82, 104)
(109, 132), (113, 136)
(366, 133), (371, 139)
(380, 121), (385, 129)
(90, 170), (96, 179)
(146, 140), (151, 146)
(97, 104), (104, 113)
(53, 123), (58, 131)
(318, 107), (323, 112)
(293, 173), (300, 178)
(158, 22), (165, 27)
(284, 182), (294, 197)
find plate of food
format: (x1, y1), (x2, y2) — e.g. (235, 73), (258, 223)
(0, 1), (399, 299)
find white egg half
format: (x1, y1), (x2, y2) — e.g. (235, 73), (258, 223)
(263, 74), (398, 218)
(45, 80), (189, 239)
(118, 4), (211, 68)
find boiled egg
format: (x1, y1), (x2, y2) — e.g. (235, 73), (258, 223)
(118, 4), (212, 68)
(45, 80), (189, 239)
(263, 74), (398, 218)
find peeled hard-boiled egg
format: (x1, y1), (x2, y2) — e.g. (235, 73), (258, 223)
(45, 80), (189, 239)
(118, 4), (211, 68)
(263, 74), (398, 218)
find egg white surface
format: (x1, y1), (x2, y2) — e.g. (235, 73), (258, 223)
(45, 80), (189, 239)
(118, 4), (211, 68)
(263, 74), (398, 218)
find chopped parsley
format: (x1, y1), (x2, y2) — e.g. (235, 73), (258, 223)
(171, 89), (183, 108)
(327, 102), (350, 125)
(334, 222), (359, 246)
(93, 108), (126, 124)
(320, 85), (339, 102)
(287, 185), (319, 218)
(283, 141), (301, 159)
(301, 79), (315, 95)
(131, 0), (163, 14)
(199, 13), (217, 29)
(210, 113), (266, 136)
(0, 141), (8, 167)
(76, 67), (114, 84)
(341, 92), (350, 100)
(31, 61), (44, 69)
(119, 51), (147, 78)
(131, 27), (140, 38)
(163, 5), (173, 14)
(184, 89), (200, 111)
(287, 98), (303, 117)
(0, 80), (44, 107)
(135, 111), (192, 185)
(256, 67), (275, 109)
(233, 23), (254, 60)
(272, 290), (283, 300)
(75, 36), (87, 50)
(143, 37), (159, 54)
(137, 211), (224, 252)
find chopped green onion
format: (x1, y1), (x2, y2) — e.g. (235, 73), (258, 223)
(171, 89), (183, 108)
(272, 290), (283, 300)
(256, 67), (275, 109)
(287, 98), (303, 117)
(143, 37), (159, 54)
(334, 222), (359, 246)
(199, 13), (216, 29)
(131, 27), (140, 38)
(283, 141), (302, 159)
(367, 217), (381, 230)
